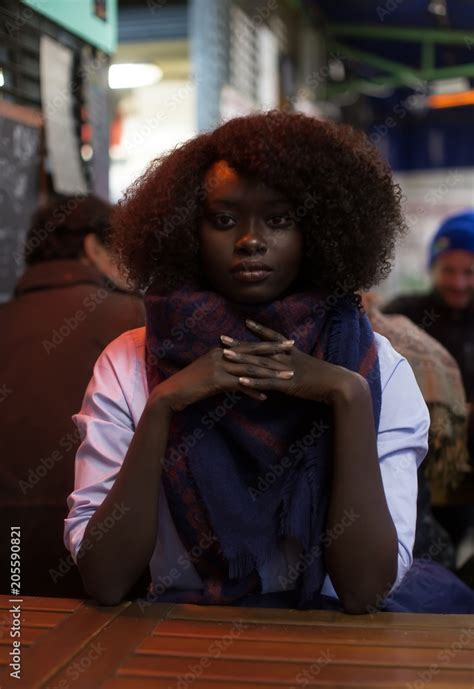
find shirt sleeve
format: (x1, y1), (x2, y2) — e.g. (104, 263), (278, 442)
(63, 334), (138, 564)
(376, 355), (430, 592)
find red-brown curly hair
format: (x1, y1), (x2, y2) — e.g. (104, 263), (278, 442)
(110, 110), (406, 295)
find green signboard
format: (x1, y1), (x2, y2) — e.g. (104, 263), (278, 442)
(21, 0), (117, 54)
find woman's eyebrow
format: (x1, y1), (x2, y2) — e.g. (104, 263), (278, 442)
(207, 198), (241, 207)
(207, 197), (292, 207)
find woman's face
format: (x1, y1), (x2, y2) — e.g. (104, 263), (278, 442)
(199, 161), (304, 304)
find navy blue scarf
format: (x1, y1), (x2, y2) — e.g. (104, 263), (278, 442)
(144, 285), (381, 607)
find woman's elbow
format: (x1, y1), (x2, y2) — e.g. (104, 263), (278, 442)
(83, 579), (126, 606)
(339, 575), (396, 614)
(340, 593), (374, 615)
(92, 590), (125, 606)
(77, 563), (127, 606)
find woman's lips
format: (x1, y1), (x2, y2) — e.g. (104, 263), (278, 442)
(231, 269), (273, 283)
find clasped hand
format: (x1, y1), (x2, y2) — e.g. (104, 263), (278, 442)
(149, 318), (357, 413)
(222, 319), (349, 404)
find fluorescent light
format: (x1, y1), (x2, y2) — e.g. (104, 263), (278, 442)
(108, 63), (163, 90)
(0, 68), (4, 88)
(431, 77), (469, 95)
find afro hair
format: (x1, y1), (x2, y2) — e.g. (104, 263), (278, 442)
(111, 110), (406, 296)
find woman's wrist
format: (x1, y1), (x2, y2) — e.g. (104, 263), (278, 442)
(145, 388), (176, 419)
(327, 369), (371, 408)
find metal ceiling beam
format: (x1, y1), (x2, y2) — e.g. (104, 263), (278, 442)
(421, 41), (435, 71)
(326, 23), (474, 45)
(328, 39), (417, 79)
(326, 62), (474, 97)
(324, 22), (474, 99)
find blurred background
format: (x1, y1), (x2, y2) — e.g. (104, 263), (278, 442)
(0, 0), (473, 301)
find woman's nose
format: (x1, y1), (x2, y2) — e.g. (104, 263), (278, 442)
(235, 220), (267, 252)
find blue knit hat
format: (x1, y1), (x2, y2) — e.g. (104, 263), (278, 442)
(428, 210), (474, 268)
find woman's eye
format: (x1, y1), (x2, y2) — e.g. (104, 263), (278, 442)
(213, 214), (237, 228)
(266, 214), (294, 228)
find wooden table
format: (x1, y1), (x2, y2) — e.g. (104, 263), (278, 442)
(0, 595), (473, 688)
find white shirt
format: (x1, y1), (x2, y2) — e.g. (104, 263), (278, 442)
(64, 327), (430, 599)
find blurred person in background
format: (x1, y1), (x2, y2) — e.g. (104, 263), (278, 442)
(0, 194), (145, 597)
(363, 293), (470, 577)
(383, 211), (474, 583)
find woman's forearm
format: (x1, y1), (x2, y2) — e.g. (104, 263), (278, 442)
(77, 395), (173, 605)
(324, 374), (398, 614)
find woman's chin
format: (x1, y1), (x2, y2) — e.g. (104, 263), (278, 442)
(202, 273), (301, 304)
(226, 285), (291, 305)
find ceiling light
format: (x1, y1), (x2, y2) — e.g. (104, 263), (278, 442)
(428, 0), (447, 16)
(431, 77), (470, 94)
(328, 59), (345, 82)
(108, 63), (163, 90)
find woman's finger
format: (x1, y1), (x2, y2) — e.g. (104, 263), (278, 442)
(244, 319), (289, 342)
(223, 360), (294, 380)
(220, 335), (240, 346)
(220, 338), (294, 354)
(222, 349), (292, 371)
(238, 376), (291, 391)
(221, 370), (267, 401)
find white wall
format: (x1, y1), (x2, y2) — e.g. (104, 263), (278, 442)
(376, 167), (474, 299)
(110, 79), (197, 202)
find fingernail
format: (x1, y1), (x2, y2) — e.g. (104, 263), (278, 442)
(281, 340), (295, 346)
(277, 371), (294, 378)
(223, 349), (237, 358)
(246, 319), (257, 327)
(220, 335), (235, 344)
(239, 377), (251, 384)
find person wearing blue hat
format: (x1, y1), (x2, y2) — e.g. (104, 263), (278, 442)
(383, 210), (474, 585)
(384, 209), (473, 408)
(428, 211), (474, 310)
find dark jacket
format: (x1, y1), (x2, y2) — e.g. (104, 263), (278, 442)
(383, 289), (474, 480)
(0, 259), (145, 596)
(383, 290), (474, 403)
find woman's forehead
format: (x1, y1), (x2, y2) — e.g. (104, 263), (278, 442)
(203, 160), (239, 194)
(203, 160), (289, 204)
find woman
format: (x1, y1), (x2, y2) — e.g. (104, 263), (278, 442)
(64, 112), (473, 612)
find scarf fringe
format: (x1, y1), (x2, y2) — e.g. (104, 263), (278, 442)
(279, 466), (301, 539)
(226, 530), (289, 581)
(227, 550), (257, 580)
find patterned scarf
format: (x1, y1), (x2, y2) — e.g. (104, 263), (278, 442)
(144, 285), (381, 607)
(366, 302), (470, 489)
